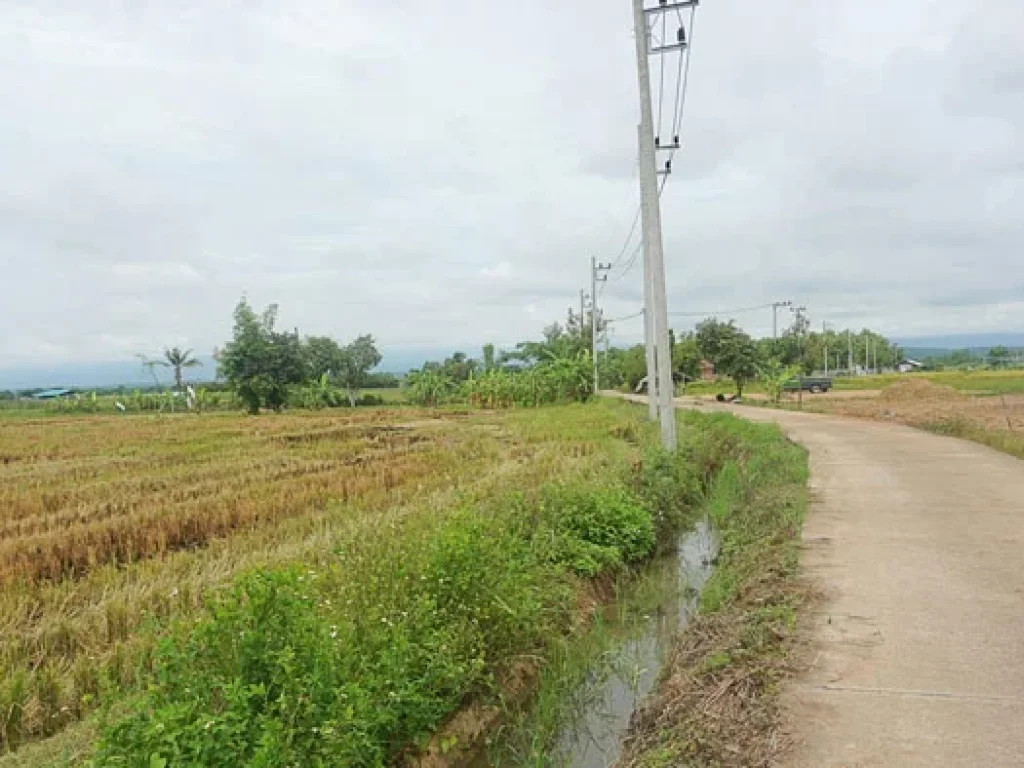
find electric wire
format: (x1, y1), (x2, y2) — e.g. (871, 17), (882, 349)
(669, 4), (697, 145)
(610, 174), (668, 281)
(603, 5), (700, 290)
(669, 302), (775, 318)
(604, 309), (645, 324)
(656, 11), (667, 141)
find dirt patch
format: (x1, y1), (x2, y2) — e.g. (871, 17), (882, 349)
(879, 379), (965, 404)
(801, 390), (1024, 435)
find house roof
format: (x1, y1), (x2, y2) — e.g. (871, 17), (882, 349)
(33, 388), (73, 399)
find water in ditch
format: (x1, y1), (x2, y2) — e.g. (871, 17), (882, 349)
(546, 518), (719, 767)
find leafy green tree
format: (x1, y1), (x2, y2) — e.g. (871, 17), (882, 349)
(482, 344), (496, 372)
(163, 347), (202, 391)
(695, 318), (739, 367)
(988, 346), (1013, 369)
(717, 331), (760, 396)
(337, 335), (382, 406)
(438, 352), (478, 382)
(218, 299), (307, 414)
(672, 332), (701, 382)
(303, 336), (346, 381)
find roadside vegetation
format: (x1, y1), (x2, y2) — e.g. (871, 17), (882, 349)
(0, 399), (714, 765)
(0, 395), (813, 767)
(621, 412), (809, 767)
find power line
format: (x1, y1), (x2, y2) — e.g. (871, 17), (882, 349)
(669, 302), (776, 318)
(606, 3), (699, 286)
(604, 308), (645, 323)
(610, 175), (668, 282)
(656, 12), (667, 140)
(669, 4), (697, 146)
(608, 204), (642, 272)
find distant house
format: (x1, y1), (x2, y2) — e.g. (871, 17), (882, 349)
(896, 359), (923, 374)
(699, 359), (715, 381)
(33, 389), (74, 400)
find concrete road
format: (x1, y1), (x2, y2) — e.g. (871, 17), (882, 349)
(689, 401), (1024, 766)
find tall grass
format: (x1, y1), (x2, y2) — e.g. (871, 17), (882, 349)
(0, 402), (658, 762)
(85, 404), (712, 766)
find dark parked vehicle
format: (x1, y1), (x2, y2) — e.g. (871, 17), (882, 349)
(783, 376), (832, 393)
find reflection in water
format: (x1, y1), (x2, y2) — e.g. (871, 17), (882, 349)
(550, 519), (719, 768)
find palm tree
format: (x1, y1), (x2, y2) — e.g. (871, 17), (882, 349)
(163, 347), (202, 391)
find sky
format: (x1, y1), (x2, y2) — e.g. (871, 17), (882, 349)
(1, 0), (1022, 369)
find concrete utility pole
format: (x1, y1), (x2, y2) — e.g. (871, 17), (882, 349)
(822, 320), (832, 376)
(772, 300), (793, 340)
(579, 289), (587, 333)
(590, 257), (611, 393)
(848, 329), (853, 374)
(793, 306), (807, 409)
(633, 0), (684, 450)
(642, 287), (658, 420)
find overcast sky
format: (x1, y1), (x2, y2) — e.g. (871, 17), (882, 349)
(1, 0), (1021, 366)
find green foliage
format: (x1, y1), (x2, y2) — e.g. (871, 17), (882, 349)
(422, 352), (478, 383)
(695, 318), (738, 367)
(631, 447), (703, 542)
(335, 335), (382, 406)
(548, 488), (655, 577)
(717, 331), (760, 395)
(463, 356), (593, 409)
(218, 299), (307, 414)
(673, 333), (702, 382)
(403, 369), (458, 406)
(162, 348), (201, 391)
(758, 359), (802, 404)
(88, 464), (682, 767)
(302, 336), (346, 382)
(988, 345), (1014, 369)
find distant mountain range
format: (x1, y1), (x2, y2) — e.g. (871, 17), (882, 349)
(894, 333), (1024, 350)
(0, 347), (459, 391)
(894, 333), (1024, 359)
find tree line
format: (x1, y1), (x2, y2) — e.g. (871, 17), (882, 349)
(600, 315), (900, 395)
(215, 299), (384, 414)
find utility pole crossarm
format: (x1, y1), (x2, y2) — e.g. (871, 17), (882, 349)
(644, 0), (699, 14)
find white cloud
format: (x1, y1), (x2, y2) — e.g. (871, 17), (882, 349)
(0, 0), (1021, 366)
(480, 262), (512, 280)
(109, 262), (203, 282)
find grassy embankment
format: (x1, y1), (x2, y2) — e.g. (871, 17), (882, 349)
(0, 401), (721, 766)
(621, 411), (810, 767)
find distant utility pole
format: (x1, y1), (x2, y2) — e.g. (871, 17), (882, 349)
(590, 257), (611, 393)
(822, 320), (832, 376)
(848, 329), (853, 374)
(633, 0), (686, 450)
(579, 289), (587, 332)
(772, 300), (793, 339)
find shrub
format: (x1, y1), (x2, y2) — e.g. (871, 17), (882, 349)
(90, 480), (666, 767)
(546, 487), (655, 576)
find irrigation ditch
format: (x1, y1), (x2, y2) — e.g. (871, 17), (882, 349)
(455, 413), (809, 767)
(541, 520), (719, 767)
